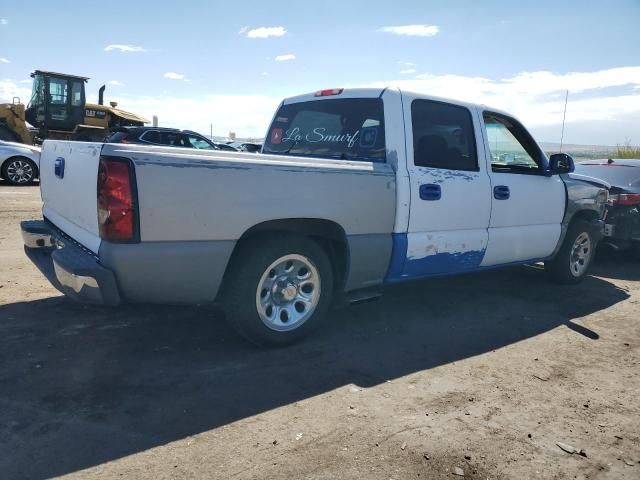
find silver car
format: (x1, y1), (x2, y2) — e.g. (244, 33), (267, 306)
(0, 141), (41, 185)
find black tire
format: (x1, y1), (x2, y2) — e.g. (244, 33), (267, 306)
(0, 125), (20, 142)
(1, 157), (38, 186)
(222, 234), (334, 347)
(545, 220), (597, 284)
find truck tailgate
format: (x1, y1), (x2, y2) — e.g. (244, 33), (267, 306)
(39, 141), (103, 254)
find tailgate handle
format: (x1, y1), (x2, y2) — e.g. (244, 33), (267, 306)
(420, 184), (442, 201)
(54, 157), (65, 179)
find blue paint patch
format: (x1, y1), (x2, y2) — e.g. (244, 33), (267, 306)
(384, 233), (486, 282)
(417, 168), (479, 184)
(404, 249), (485, 277)
(384, 233), (408, 282)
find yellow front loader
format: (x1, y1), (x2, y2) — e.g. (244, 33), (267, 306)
(0, 70), (148, 144)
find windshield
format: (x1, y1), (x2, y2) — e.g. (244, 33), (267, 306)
(263, 98), (386, 162)
(28, 75), (44, 108)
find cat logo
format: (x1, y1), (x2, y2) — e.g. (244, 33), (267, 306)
(85, 109), (106, 119)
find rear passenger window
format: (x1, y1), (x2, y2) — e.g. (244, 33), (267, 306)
(411, 100), (478, 171)
(161, 132), (183, 146)
(141, 130), (162, 144)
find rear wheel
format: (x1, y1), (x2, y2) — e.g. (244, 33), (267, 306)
(2, 157), (37, 185)
(545, 220), (596, 284)
(223, 235), (333, 347)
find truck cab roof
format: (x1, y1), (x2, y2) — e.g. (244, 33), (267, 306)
(282, 86), (499, 114)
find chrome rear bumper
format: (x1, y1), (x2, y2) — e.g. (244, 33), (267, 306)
(21, 220), (120, 306)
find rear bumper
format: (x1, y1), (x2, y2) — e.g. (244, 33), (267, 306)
(21, 220), (120, 306)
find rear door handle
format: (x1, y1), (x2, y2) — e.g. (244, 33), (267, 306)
(493, 185), (510, 200)
(420, 184), (441, 201)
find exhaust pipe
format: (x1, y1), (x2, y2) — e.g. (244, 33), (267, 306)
(98, 85), (106, 105)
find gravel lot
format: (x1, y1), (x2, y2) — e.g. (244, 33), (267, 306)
(1, 184), (639, 479)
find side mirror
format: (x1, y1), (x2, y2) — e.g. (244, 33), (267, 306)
(549, 153), (575, 174)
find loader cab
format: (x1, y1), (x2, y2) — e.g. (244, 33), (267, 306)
(25, 71), (87, 134)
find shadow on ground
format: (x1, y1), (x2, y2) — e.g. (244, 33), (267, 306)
(0, 264), (630, 479)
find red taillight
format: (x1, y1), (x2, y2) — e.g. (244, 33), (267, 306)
(97, 157), (136, 242)
(314, 88), (344, 97)
(610, 193), (640, 206)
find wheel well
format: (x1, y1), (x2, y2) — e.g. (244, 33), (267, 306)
(234, 219), (350, 291)
(1, 156), (39, 178)
(571, 209), (600, 224)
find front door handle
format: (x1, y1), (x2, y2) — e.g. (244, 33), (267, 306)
(420, 184), (442, 201)
(493, 185), (510, 200)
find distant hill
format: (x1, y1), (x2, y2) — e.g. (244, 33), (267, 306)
(539, 142), (616, 160)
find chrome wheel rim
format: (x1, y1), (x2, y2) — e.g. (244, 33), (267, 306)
(6, 159), (34, 184)
(570, 232), (592, 277)
(256, 254), (321, 332)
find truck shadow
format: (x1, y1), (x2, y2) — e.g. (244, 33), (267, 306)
(0, 265), (629, 479)
(592, 249), (640, 281)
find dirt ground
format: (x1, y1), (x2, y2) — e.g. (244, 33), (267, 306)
(0, 183), (639, 480)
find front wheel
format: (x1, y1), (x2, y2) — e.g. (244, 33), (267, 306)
(2, 157), (38, 185)
(222, 235), (334, 347)
(545, 220), (597, 284)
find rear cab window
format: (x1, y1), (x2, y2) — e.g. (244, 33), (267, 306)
(263, 98), (386, 162)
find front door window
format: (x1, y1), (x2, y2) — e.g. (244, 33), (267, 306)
(483, 113), (542, 174)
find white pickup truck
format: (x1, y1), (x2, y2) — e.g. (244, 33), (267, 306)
(22, 87), (607, 346)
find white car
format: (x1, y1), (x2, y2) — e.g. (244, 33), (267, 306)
(0, 140), (41, 185)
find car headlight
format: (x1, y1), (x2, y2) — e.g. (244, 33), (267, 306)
(598, 189), (609, 205)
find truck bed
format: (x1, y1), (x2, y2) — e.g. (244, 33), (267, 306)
(37, 141), (397, 303)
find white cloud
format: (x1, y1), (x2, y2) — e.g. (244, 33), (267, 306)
(359, 66), (640, 143)
(19, 79), (31, 84)
(100, 93), (281, 139)
(379, 25), (439, 37)
(163, 72), (187, 81)
(399, 69), (416, 74)
(246, 26), (286, 38)
(0, 79), (32, 103)
(24, 65), (632, 145)
(0, 57), (9, 63)
(0, 18), (7, 25)
(238, 25), (249, 35)
(104, 44), (146, 53)
(108, 80), (125, 86)
(275, 54), (296, 62)
(262, 72), (269, 76)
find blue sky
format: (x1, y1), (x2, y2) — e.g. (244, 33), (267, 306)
(1, 0), (639, 144)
